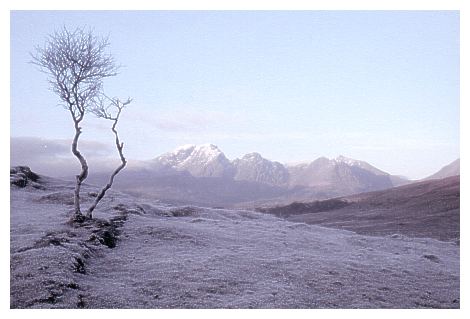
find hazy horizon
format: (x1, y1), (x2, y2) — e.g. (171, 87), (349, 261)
(10, 136), (459, 181)
(11, 11), (459, 179)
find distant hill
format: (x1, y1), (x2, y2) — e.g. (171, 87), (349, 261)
(258, 176), (460, 242)
(287, 155), (398, 193)
(424, 159), (460, 180)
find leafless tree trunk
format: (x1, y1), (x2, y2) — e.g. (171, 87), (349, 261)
(32, 27), (119, 221)
(71, 118), (88, 217)
(86, 97), (131, 218)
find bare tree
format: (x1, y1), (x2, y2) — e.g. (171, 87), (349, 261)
(86, 95), (131, 218)
(32, 26), (120, 221)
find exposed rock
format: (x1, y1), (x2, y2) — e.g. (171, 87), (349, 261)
(10, 166), (43, 189)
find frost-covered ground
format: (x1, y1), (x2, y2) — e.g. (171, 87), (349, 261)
(10, 172), (459, 308)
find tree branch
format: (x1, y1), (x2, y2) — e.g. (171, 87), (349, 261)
(86, 96), (131, 218)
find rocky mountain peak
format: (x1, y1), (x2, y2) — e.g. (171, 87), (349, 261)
(241, 152), (264, 161)
(155, 143), (233, 178)
(233, 152), (289, 186)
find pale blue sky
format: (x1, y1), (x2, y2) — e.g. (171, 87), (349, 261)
(10, 11), (459, 179)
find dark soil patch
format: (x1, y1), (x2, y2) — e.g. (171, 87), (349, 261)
(73, 257), (86, 274)
(169, 206), (199, 217)
(14, 230), (76, 253)
(423, 254), (440, 263)
(257, 198), (350, 218)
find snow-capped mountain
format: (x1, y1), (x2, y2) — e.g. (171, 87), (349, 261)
(154, 144), (235, 178)
(233, 153), (289, 186)
(333, 155), (389, 176)
(152, 144), (402, 192)
(107, 144), (413, 206)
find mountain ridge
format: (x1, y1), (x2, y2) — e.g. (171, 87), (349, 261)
(82, 144), (458, 208)
(424, 159), (460, 181)
(150, 143), (406, 188)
